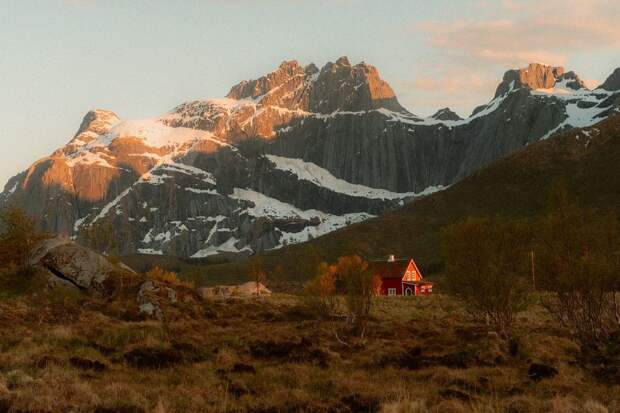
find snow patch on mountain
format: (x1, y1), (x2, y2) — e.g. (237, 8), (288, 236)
(7, 182), (18, 195)
(277, 212), (371, 247)
(65, 151), (119, 169)
(160, 162), (216, 185)
(231, 188), (326, 220)
(541, 95), (614, 139)
(90, 118), (216, 148)
(265, 155), (441, 200)
(191, 237), (253, 258)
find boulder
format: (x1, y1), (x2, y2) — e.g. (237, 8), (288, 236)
(37, 239), (118, 295)
(137, 280), (178, 320)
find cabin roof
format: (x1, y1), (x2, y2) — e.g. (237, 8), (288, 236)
(370, 259), (411, 279)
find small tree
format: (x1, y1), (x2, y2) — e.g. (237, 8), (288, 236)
(248, 256), (268, 295)
(0, 207), (49, 276)
(335, 255), (376, 334)
(303, 262), (338, 317)
(442, 216), (531, 335)
(537, 187), (620, 345)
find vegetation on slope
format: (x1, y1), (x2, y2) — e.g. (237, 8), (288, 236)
(186, 114), (620, 286)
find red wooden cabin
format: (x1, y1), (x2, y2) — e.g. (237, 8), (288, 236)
(371, 255), (433, 296)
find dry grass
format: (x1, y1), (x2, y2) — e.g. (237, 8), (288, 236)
(0, 288), (618, 412)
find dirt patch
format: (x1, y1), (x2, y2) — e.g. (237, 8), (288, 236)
(124, 347), (182, 369)
(528, 363), (558, 380)
(69, 357), (107, 372)
(123, 341), (207, 369)
(231, 363), (256, 374)
(249, 337), (328, 367)
(379, 346), (471, 370)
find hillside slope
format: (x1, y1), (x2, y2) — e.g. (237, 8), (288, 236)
(202, 113), (620, 282)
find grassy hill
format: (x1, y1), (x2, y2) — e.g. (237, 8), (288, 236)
(128, 114), (620, 287)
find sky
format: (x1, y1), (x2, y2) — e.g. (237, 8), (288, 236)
(1, 0), (619, 187)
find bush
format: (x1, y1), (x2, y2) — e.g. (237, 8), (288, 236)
(145, 267), (191, 287)
(537, 187), (620, 345)
(339, 255), (375, 331)
(303, 255), (378, 333)
(303, 262), (338, 318)
(442, 216), (532, 334)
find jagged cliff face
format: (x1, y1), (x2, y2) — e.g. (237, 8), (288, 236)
(2, 59), (619, 257)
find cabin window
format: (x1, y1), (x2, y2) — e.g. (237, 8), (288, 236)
(388, 288), (396, 296)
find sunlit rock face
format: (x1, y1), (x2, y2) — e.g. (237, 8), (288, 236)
(2, 59), (619, 257)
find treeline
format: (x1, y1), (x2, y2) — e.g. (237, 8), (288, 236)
(442, 186), (620, 347)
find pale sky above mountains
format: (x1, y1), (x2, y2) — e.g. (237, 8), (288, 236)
(1, 0), (618, 187)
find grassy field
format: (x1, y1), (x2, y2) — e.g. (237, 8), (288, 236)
(0, 274), (618, 413)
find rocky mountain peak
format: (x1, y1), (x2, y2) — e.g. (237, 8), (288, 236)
(59, 109), (120, 155)
(495, 63), (565, 97)
(226, 60), (306, 101)
(311, 57), (406, 113)
(221, 57), (406, 115)
(336, 56), (351, 66)
(304, 63), (319, 76)
(74, 109), (119, 138)
(430, 107), (462, 121)
(598, 68), (620, 91)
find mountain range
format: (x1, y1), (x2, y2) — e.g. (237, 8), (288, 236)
(1, 58), (619, 258)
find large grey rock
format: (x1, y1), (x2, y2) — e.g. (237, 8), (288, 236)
(38, 241), (117, 294)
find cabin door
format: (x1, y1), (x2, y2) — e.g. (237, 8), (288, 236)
(404, 287), (413, 296)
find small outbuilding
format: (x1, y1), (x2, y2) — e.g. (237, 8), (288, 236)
(371, 255), (433, 296)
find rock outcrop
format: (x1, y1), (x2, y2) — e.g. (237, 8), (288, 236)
(2, 59), (619, 258)
(137, 280), (178, 320)
(494, 63), (565, 97)
(598, 68), (620, 92)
